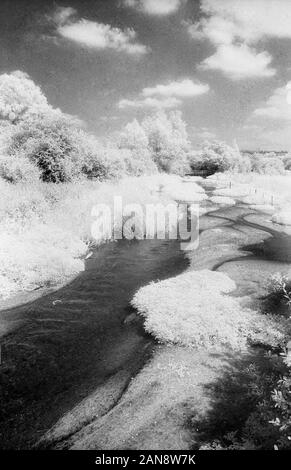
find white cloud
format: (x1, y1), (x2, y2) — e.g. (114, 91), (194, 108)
(58, 20), (148, 55)
(191, 0), (291, 45)
(118, 96), (182, 109)
(118, 78), (209, 109)
(201, 43), (275, 80)
(51, 6), (77, 26)
(188, 0), (291, 79)
(49, 6), (148, 55)
(142, 79), (209, 98)
(124, 0), (184, 16)
(253, 82), (291, 120)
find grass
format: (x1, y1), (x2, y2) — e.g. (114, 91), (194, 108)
(132, 269), (285, 350)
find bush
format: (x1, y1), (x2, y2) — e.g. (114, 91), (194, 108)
(0, 154), (40, 183)
(5, 113), (130, 183)
(6, 113), (85, 182)
(81, 145), (127, 180)
(189, 141), (241, 174)
(252, 155), (285, 175)
(132, 270), (284, 350)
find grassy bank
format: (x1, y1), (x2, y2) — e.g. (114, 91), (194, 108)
(0, 174), (206, 300)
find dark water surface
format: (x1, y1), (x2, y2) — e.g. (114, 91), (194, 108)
(0, 239), (188, 449)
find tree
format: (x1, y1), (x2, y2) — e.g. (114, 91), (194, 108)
(0, 72), (127, 183)
(118, 119), (148, 150)
(0, 71), (52, 124)
(117, 118), (158, 176)
(141, 110), (190, 174)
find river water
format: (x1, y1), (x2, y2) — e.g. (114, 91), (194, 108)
(0, 238), (189, 449)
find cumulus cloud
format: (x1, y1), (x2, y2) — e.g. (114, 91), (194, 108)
(142, 79), (209, 98)
(190, 0), (291, 44)
(188, 0), (290, 79)
(253, 83), (291, 120)
(118, 96), (181, 109)
(51, 6), (77, 26)
(58, 20), (148, 54)
(50, 6), (148, 55)
(123, 0), (185, 16)
(118, 78), (209, 109)
(200, 43), (275, 80)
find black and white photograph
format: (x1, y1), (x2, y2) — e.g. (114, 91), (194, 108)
(1, 0), (291, 459)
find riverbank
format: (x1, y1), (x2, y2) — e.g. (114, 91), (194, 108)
(0, 173), (200, 303)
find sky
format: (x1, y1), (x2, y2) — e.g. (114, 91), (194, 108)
(1, 0), (291, 150)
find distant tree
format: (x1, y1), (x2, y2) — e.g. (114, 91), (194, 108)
(189, 141), (241, 174)
(118, 119), (149, 150)
(252, 155), (285, 175)
(117, 118), (158, 176)
(141, 110), (190, 174)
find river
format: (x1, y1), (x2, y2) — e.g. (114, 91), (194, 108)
(1, 183), (291, 449)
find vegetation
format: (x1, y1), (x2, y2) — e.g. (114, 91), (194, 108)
(252, 154), (285, 175)
(132, 270), (285, 350)
(192, 351), (291, 450)
(188, 141), (246, 174)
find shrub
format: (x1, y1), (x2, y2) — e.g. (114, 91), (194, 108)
(252, 155), (285, 175)
(5, 113), (129, 183)
(189, 141), (241, 174)
(0, 154), (40, 183)
(6, 113), (85, 182)
(81, 145), (127, 180)
(132, 270), (284, 350)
